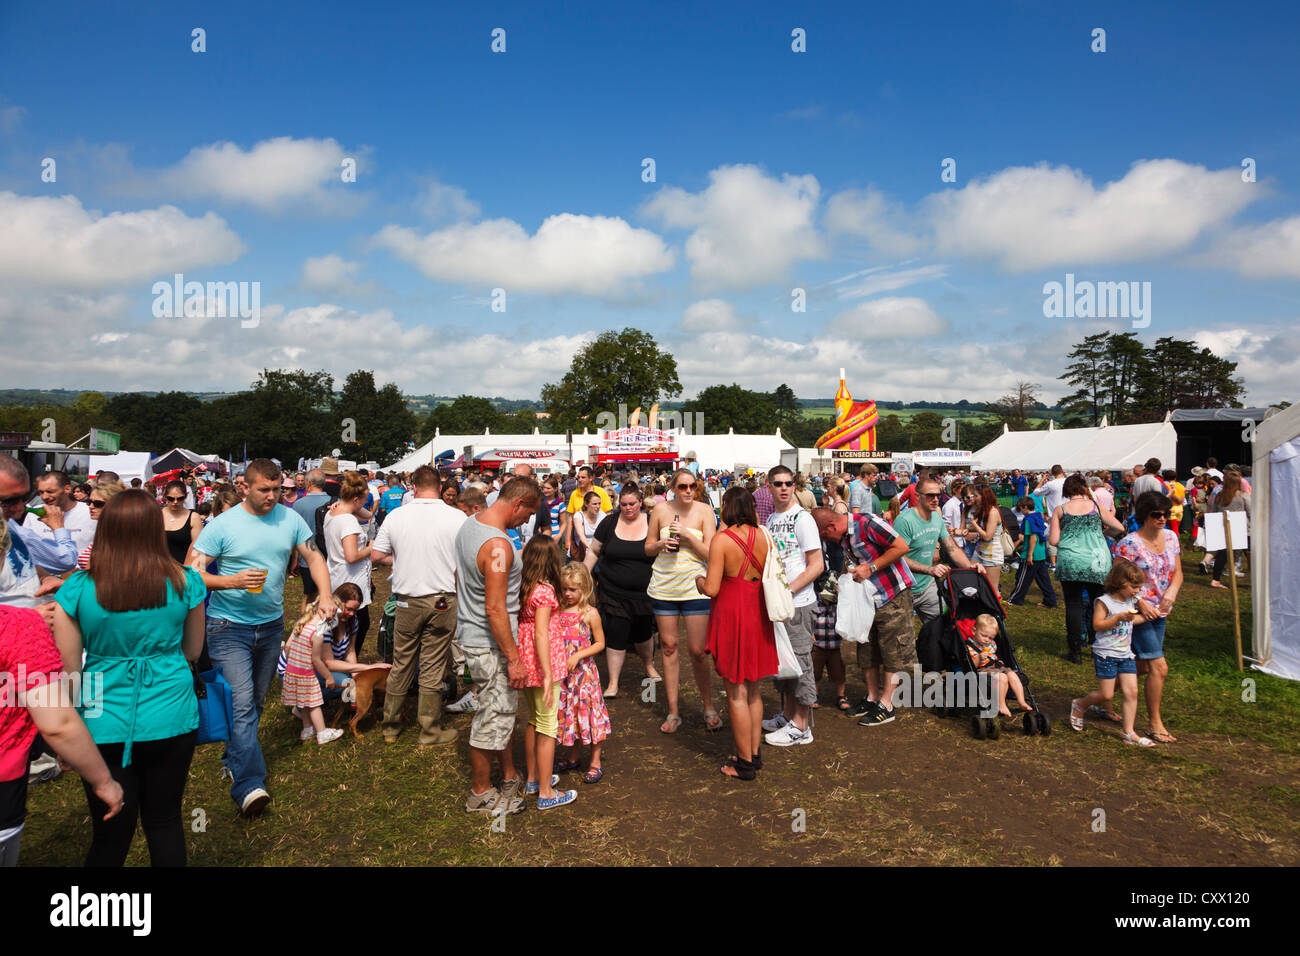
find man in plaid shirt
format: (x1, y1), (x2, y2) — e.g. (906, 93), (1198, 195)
(812, 508), (915, 726)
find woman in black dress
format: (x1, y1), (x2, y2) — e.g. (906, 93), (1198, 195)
(160, 480), (203, 565)
(585, 484), (662, 697)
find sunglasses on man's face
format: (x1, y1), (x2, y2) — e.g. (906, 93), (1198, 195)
(771, 480), (794, 488)
(676, 483), (695, 490)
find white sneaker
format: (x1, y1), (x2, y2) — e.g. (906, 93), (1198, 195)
(300, 726), (316, 741)
(446, 690), (478, 713)
(316, 728), (344, 745)
(762, 713), (790, 732)
(27, 752), (61, 784)
(240, 788), (271, 817)
(765, 722), (813, 747)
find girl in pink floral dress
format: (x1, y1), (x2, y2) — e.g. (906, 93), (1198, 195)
(553, 563), (611, 783)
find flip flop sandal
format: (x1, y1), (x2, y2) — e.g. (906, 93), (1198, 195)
(704, 709), (723, 732)
(1069, 699), (1085, 732)
(1087, 705), (1123, 723)
(836, 696), (851, 713)
(659, 714), (683, 734)
(1122, 732), (1156, 748)
(1147, 729), (1177, 743)
(583, 766), (604, 784)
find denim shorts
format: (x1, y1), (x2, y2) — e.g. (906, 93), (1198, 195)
(650, 597), (711, 617)
(1131, 617), (1167, 660)
(1093, 653), (1138, 680)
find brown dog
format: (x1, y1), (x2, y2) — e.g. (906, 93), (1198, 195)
(332, 667), (390, 738)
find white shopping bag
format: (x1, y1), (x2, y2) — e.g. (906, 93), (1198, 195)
(773, 621), (803, 679)
(834, 573), (877, 643)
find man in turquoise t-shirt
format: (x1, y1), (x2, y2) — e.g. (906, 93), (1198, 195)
(192, 459), (334, 817)
(892, 476), (983, 626)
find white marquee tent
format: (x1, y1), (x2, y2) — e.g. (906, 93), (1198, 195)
(973, 420), (1177, 473)
(1251, 402), (1300, 682)
(384, 428), (797, 475)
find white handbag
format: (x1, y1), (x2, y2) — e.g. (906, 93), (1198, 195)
(760, 527), (795, 623)
(773, 621), (803, 679)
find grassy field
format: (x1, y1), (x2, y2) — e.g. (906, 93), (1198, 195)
(800, 404), (1058, 427)
(19, 550), (1298, 867)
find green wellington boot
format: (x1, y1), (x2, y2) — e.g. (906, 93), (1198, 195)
(416, 692), (458, 746)
(381, 691), (408, 743)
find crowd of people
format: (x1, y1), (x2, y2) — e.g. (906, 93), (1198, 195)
(0, 447), (1250, 863)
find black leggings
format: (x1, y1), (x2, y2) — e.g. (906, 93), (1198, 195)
(1061, 581), (1096, 656)
(1212, 548), (1238, 582)
(354, 606), (371, 656)
(81, 731), (196, 867)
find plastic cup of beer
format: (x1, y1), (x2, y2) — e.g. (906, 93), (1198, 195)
(248, 569), (268, 594)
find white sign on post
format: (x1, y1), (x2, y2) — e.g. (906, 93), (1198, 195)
(1203, 511), (1247, 552)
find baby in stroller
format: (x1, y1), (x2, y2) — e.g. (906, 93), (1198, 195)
(963, 613), (1032, 718)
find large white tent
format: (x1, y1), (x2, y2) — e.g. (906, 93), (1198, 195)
(973, 420), (1176, 472)
(1251, 401), (1300, 682)
(385, 428), (797, 475)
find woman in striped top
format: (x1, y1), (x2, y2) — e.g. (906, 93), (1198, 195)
(645, 468), (718, 733)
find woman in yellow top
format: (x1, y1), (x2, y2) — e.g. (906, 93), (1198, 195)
(1161, 469), (1186, 536)
(646, 468), (717, 733)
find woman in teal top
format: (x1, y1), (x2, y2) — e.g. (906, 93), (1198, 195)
(52, 490), (205, 867)
(1048, 474), (1127, 664)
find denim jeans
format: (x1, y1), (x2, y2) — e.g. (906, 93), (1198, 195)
(205, 616), (284, 805)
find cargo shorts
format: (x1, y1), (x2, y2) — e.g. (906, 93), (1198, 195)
(464, 646), (518, 751)
(856, 589), (919, 674)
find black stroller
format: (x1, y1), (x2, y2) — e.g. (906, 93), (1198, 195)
(917, 568), (1051, 739)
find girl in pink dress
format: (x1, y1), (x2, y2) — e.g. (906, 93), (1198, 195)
(553, 563), (611, 783)
(281, 602), (345, 745)
(517, 536), (575, 808)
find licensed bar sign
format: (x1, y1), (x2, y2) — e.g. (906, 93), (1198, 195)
(832, 450), (892, 461)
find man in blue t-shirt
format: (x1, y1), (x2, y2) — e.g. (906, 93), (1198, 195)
(192, 459), (334, 818)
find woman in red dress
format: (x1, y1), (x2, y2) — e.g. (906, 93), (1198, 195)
(696, 487), (777, 780)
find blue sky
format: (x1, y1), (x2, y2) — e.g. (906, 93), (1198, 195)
(2, 0), (1298, 406)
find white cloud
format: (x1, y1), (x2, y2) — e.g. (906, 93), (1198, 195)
(0, 104), (25, 134)
(1205, 216), (1300, 279)
(299, 254), (378, 298)
(828, 263), (947, 300)
(0, 191), (245, 289)
(415, 178), (481, 223)
(679, 299), (749, 332)
(825, 186), (927, 257)
(152, 137), (358, 210)
(1192, 326), (1300, 405)
(826, 297), (949, 339)
(924, 159), (1257, 271)
(641, 164), (827, 290)
(373, 214), (674, 296)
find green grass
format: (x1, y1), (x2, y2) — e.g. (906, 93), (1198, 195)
(17, 550), (1299, 867)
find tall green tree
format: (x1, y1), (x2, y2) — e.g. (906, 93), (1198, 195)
(540, 328), (681, 430)
(335, 370), (419, 463)
(105, 391), (205, 452)
(423, 395), (501, 438)
(680, 384), (777, 434)
(1058, 332), (1111, 425)
(770, 383), (801, 435)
